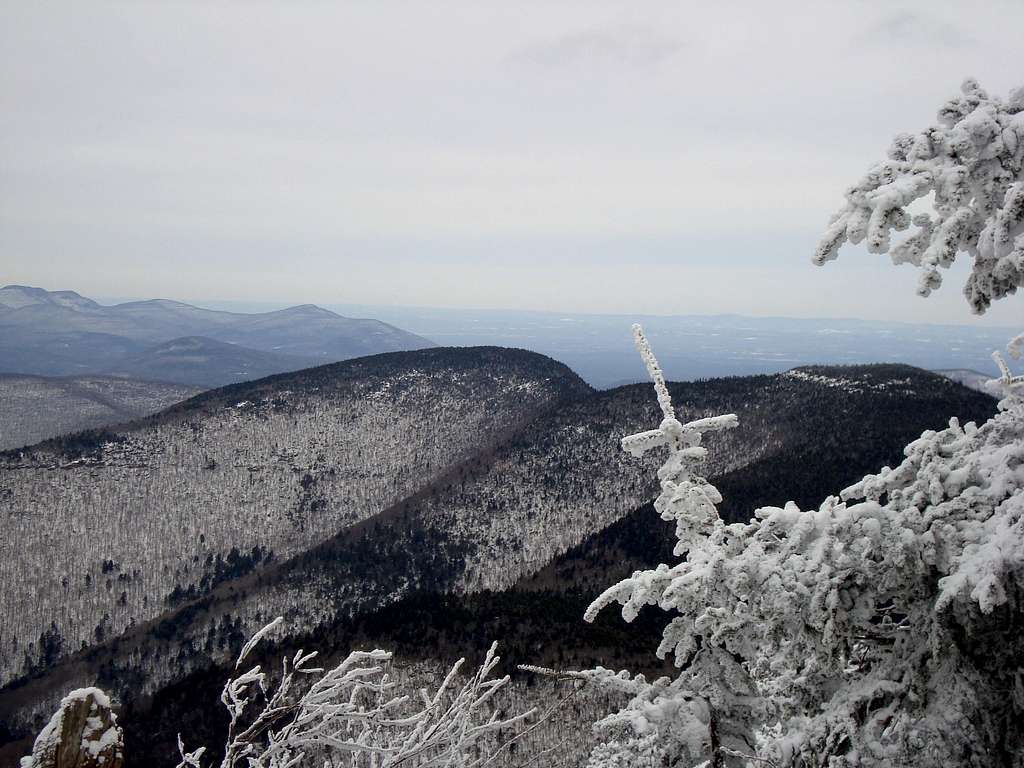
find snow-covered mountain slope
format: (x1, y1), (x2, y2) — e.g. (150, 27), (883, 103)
(0, 286), (101, 312)
(0, 347), (589, 687)
(0, 375), (201, 451)
(0, 358), (996, 759)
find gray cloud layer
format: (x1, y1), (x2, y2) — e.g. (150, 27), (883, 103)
(2, 1), (1022, 326)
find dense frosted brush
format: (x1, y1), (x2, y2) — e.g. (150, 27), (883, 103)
(176, 617), (533, 768)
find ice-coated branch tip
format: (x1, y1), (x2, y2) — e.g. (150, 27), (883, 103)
(236, 616), (284, 668)
(990, 350), (1024, 393)
(632, 324), (675, 421)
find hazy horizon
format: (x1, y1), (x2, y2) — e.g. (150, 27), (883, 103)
(4, 2), (1023, 328)
(0, 279), (1014, 331)
(89, 290), (1024, 332)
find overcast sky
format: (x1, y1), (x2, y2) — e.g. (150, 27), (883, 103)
(2, 1), (1022, 326)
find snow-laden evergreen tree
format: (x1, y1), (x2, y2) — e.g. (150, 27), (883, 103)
(580, 81), (1024, 766)
(814, 79), (1024, 313)
(583, 326), (1024, 767)
(175, 617), (532, 768)
(575, 326), (750, 768)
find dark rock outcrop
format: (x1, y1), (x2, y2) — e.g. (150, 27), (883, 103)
(21, 689), (123, 768)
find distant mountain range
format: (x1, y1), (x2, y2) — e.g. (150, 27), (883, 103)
(0, 285), (434, 387)
(0, 346), (996, 765)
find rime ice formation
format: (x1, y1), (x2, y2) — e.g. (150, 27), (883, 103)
(814, 79), (1024, 314)
(175, 617), (531, 768)
(584, 328), (1024, 766)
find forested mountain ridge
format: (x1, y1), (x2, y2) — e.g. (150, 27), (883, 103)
(0, 353), (996, 761)
(0, 347), (590, 686)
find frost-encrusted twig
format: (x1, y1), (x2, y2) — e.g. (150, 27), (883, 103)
(1007, 333), (1024, 360)
(632, 324), (676, 421)
(610, 326), (737, 563)
(718, 745), (778, 767)
(176, 736), (205, 768)
(177, 622), (533, 768)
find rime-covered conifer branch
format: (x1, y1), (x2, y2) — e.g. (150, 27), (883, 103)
(814, 79), (1024, 314)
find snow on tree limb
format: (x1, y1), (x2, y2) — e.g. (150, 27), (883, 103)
(814, 79), (1024, 314)
(991, 350), (1024, 396)
(581, 324), (1024, 766)
(1007, 332), (1024, 359)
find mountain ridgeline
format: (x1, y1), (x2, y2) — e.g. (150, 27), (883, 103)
(0, 285), (435, 387)
(0, 346), (997, 765)
(0, 285), (437, 448)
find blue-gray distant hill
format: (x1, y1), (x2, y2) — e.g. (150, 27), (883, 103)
(0, 285), (435, 386)
(104, 336), (316, 388)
